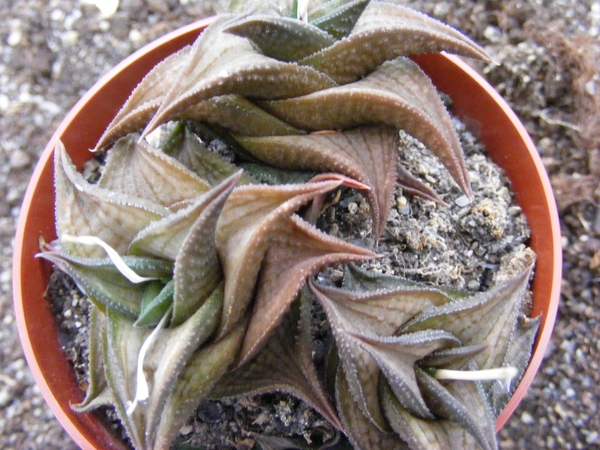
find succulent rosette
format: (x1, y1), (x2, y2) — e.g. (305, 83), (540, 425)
(38, 1), (539, 449)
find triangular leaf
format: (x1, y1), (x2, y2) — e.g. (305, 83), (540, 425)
(308, 0), (370, 39)
(179, 95), (301, 137)
(335, 365), (408, 449)
(215, 179), (345, 337)
(142, 19), (337, 137)
(236, 125), (398, 238)
(98, 135), (210, 208)
(151, 323), (247, 450)
(224, 14), (336, 61)
(95, 46), (191, 149)
(215, 291), (342, 430)
(350, 331), (460, 419)
(403, 262), (534, 371)
(54, 141), (168, 257)
(415, 368), (497, 450)
(300, 1), (489, 84)
(237, 215), (377, 366)
(144, 285), (223, 443)
(260, 58), (472, 197)
(171, 172), (241, 326)
(71, 304), (112, 412)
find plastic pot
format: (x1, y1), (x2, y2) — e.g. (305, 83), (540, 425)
(13, 16), (562, 450)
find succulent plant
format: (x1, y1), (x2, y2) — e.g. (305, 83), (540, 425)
(38, 1), (540, 449)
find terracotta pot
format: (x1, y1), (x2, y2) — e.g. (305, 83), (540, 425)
(13, 16), (561, 449)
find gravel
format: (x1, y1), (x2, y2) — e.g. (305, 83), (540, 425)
(1, 0), (599, 449)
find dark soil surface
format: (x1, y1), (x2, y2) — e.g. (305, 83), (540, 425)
(1, 1), (599, 449)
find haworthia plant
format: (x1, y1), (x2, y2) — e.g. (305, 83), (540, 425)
(39, 1), (539, 449)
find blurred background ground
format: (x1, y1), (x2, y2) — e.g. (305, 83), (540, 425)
(1, 0), (599, 448)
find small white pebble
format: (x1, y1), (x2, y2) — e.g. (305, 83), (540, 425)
(7, 29), (22, 46)
(454, 195), (471, 207)
(179, 424), (193, 435)
(483, 25), (502, 43)
(520, 411), (535, 425)
(129, 29), (143, 44)
(585, 431), (599, 445)
(60, 30), (79, 46)
(585, 80), (596, 96)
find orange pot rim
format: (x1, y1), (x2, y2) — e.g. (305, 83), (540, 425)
(13, 16), (561, 450)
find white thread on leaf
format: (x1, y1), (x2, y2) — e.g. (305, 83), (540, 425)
(126, 308), (171, 416)
(61, 234), (158, 284)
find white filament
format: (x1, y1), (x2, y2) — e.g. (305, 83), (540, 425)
(126, 309), (171, 416)
(434, 367), (519, 382)
(61, 234), (158, 284)
(298, 0), (309, 22)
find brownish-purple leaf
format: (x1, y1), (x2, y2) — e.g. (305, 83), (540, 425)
(142, 20), (337, 138)
(215, 180), (346, 337)
(95, 46), (191, 149)
(171, 172), (240, 325)
(260, 58), (472, 198)
(178, 95), (301, 137)
(300, 1), (489, 84)
(335, 365), (409, 450)
(54, 141), (167, 258)
(402, 261), (535, 371)
(237, 215), (378, 367)
(236, 125), (398, 238)
(214, 291), (343, 430)
(349, 330), (460, 420)
(98, 135), (210, 209)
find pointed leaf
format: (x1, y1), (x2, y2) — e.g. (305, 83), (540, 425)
(415, 368), (498, 450)
(335, 365), (408, 449)
(260, 58), (472, 197)
(420, 345), (488, 369)
(72, 304), (111, 412)
(491, 315), (540, 415)
(142, 20), (337, 137)
(104, 310), (149, 450)
(179, 95), (301, 136)
(215, 291), (342, 430)
(224, 14), (336, 61)
(350, 331), (460, 419)
(309, 279), (388, 431)
(397, 163), (445, 205)
(54, 141), (168, 257)
(236, 125), (398, 238)
(151, 322), (246, 450)
(308, 0), (370, 39)
(134, 280), (174, 327)
(128, 172), (240, 263)
(165, 125), (256, 187)
(381, 380), (482, 450)
(144, 285), (223, 442)
(237, 214), (377, 366)
(98, 136), (210, 208)
(172, 172), (241, 326)
(215, 179), (345, 337)
(95, 46), (191, 149)
(403, 263), (534, 371)
(342, 263), (467, 301)
(310, 279), (449, 339)
(300, 1), (489, 84)
(38, 252), (172, 317)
